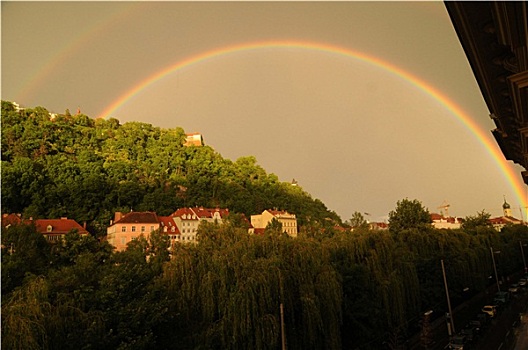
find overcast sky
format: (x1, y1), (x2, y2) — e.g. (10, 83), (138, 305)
(2, 1), (526, 222)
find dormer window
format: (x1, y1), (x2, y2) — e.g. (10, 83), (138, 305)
(47, 225), (53, 232)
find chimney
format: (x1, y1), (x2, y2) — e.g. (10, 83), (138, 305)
(114, 212), (123, 222)
(83, 221), (87, 229)
(61, 217), (68, 220)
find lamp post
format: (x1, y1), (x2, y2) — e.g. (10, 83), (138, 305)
(520, 241), (527, 275)
(441, 259), (455, 337)
(490, 247), (501, 292)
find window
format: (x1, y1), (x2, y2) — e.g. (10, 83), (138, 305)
(141, 226), (145, 232)
(47, 225), (53, 232)
(121, 237), (126, 245)
(150, 226), (154, 232)
(132, 226), (136, 232)
(121, 226), (126, 232)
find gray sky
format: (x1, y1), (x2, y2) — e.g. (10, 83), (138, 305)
(2, 1), (526, 222)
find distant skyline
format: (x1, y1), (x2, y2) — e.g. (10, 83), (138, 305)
(2, 1), (526, 221)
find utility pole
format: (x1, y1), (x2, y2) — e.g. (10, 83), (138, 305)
(280, 303), (286, 350)
(441, 259), (455, 338)
(278, 269), (286, 350)
(520, 241), (527, 275)
(490, 247), (500, 292)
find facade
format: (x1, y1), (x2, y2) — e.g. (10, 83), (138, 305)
(158, 215), (181, 249)
(107, 212), (160, 251)
(34, 218), (89, 242)
(171, 207), (229, 242)
(430, 213), (463, 230)
(445, 2), (528, 184)
(250, 209), (298, 237)
(184, 132), (204, 147)
(1, 214), (89, 243)
(490, 198), (525, 231)
(107, 207), (230, 250)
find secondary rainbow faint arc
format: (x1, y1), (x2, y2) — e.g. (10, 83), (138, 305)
(97, 39), (527, 209)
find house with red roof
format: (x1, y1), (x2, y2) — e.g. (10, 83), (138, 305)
(33, 217), (89, 242)
(1, 214), (89, 243)
(250, 209), (298, 237)
(489, 198), (525, 231)
(1, 213), (23, 228)
(158, 215), (181, 249)
(171, 207), (230, 242)
(107, 211), (160, 251)
(430, 213), (463, 229)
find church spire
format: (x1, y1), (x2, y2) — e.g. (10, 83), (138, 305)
(503, 196), (512, 217)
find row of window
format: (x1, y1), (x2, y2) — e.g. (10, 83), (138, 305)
(169, 235), (196, 241)
(121, 226), (155, 233)
(281, 221), (296, 227)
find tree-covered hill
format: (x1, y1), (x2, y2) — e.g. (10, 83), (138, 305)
(1, 101), (341, 234)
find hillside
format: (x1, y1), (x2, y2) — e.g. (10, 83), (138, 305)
(1, 101), (341, 235)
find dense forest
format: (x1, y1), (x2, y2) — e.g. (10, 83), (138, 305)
(2, 101), (528, 349)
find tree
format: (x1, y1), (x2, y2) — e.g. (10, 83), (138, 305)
(266, 218), (284, 235)
(461, 210), (492, 233)
(388, 199), (432, 233)
(346, 211), (369, 230)
(1, 223), (51, 295)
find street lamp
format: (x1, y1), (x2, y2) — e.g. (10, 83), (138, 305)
(490, 247), (501, 292)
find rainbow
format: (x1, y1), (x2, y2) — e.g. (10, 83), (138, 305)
(97, 40), (527, 209)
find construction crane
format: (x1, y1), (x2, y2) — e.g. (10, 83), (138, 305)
(438, 201), (450, 217)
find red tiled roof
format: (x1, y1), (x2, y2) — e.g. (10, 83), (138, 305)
(192, 207), (229, 219)
(1, 213), (22, 227)
(32, 218), (88, 235)
(115, 212), (159, 224)
(171, 208), (195, 218)
(158, 216), (181, 234)
(172, 207), (229, 220)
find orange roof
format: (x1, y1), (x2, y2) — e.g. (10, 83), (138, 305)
(32, 218), (89, 235)
(158, 216), (181, 234)
(1, 213), (22, 227)
(114, 212), (159, 224)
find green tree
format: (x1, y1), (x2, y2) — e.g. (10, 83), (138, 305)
(346, 211), (369, 230)
(1, 223), (51, 295)
(388, 199), (432, 233)
(461, 210), (492, 233)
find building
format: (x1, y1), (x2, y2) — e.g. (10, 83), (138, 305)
(250, 209), (298, 237)
(171, 207), (229, 242)
(107, 207), (230, 250)
(1, 213), (23, 228)
(430, 213), (463, 230)
(184, 132), (204, 147)
(445, 2), (528, 184)
(107, 211), (160, 251)
(489, 198), (525, 231)
(1, 214), (89, 243)
(2, 214), (90, 241)
(158, 215), (181, 249)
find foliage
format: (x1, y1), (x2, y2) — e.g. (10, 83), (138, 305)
(461, 210), (493, 233)
(1, 101), (339, 233)
(2, 101), (528, 349)
(346, 211), (369, 229)
(388, 199), (432, 234)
